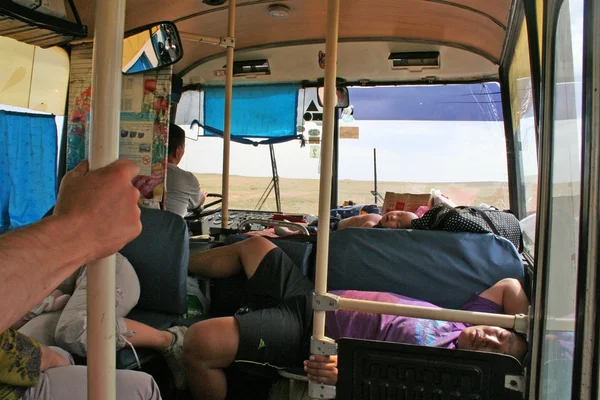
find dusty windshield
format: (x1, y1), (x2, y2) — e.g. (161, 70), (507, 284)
(180, 83), (514, 214)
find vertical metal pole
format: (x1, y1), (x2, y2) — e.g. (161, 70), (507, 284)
(312, 0), (339, 344)
(373, 148), (378, 205)
(221, 0), (236, 228)
(269, 144), (282, 212)
(87, 0), (125, 399)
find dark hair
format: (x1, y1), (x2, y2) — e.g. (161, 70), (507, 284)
(168, 123), (185, 156)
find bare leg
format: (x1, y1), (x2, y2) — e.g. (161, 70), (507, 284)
(183, 317), (240, 400)
(124, 318), (173, 351)
(188, 236), (276, 279)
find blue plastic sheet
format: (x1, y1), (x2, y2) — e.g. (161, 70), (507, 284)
(204, 84), (299, 139)
(0, 111), (57, 232)
(349, 83), (503, 122)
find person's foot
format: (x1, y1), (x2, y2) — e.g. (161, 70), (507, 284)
(163, 326), (188, 390)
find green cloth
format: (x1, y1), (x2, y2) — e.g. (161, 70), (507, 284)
(0, 329), (41, 400)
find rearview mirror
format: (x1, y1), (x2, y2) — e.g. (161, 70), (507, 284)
(122, 22), (183, 74)
(317, 86), (350, 109)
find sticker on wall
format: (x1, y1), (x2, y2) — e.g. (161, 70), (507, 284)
(309, 145), (320, 159)
(318, 51), (326, 69)
(66, 43), (172, 210)
(340, 126), (359, 139)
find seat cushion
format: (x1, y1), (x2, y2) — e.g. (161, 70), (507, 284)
(327, 228), (524, 309)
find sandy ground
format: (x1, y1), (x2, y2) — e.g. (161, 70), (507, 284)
(193, 173), (536, 215)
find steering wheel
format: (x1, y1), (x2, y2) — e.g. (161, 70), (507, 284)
(184, 193), (222, 221)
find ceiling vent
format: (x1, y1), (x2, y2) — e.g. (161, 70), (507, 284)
(227, 59), (271, 77)
(203, 0), (228, 6)
(388, 51), (440, 70)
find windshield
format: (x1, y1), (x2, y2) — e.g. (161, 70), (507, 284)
(179, 82), (511, 214)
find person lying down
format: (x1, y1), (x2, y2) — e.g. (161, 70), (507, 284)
(183, 236), (529, 399)
(274, 210), (418, 236)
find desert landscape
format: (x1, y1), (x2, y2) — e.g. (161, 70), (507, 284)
(193, 173), (539, 215)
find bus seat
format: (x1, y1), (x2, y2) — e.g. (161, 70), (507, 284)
(337, 338), (524, 400)
(116, 207), (190, 369)
(327, 228), (524, 309)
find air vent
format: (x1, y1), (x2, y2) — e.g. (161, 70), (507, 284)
(226, 59), (271, 77)
(388, 51), (440, 70)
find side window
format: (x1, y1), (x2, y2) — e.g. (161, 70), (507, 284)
(508, 20), (538, 252)
(539, 0), (583, 397)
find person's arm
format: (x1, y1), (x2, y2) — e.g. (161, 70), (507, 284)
(304, 355), (338, 385)
(478, 278), (529, 315)
(0, 159), (142, 332)
(39, 344), (70, 371)
(187, 173), (204, 211)
(0, 329), (70, 388)
(338, 214), (382, 230)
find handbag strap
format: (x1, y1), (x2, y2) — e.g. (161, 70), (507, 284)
(433, 204), (459, 229)
(472, 208), (500, 235)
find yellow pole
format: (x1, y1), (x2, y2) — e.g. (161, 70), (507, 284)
(221, 0), (236, 228)
(312, 0), (340, 340)
(338, 298), (518, 329)
(87, 0), (126, 398)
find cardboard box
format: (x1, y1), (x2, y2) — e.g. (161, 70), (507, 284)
(382, 192), (431, 214)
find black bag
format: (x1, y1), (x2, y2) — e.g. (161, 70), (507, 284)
(412, 203), (523, 252)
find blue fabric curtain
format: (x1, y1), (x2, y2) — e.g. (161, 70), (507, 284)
(0, 111), (57, 233)
(204, 84), (299, 138)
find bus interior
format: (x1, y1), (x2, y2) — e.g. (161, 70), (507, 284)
(0, 0), (597, 399)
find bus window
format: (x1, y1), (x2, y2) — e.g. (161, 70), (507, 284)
(539, 0), (584, 397)
(508, 19), (538, 253)
(338, 84), (509, 209)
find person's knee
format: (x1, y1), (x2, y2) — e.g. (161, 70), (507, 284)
(244, 236), (274, 252)
(116, 370), (161, 400)
(54, 313), (87, 357)
(238, 236), (276, 277)
(183, 319), (238, 369)
(183, 322), (214, 366)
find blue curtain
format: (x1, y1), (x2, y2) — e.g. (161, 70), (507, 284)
(0, 111), (57, 233)
(204, 84), (299, 138)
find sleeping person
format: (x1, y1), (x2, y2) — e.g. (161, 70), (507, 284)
(183, 236), (529, 399)
(274, 210), (418, 236)
(18, 252), (188, 389)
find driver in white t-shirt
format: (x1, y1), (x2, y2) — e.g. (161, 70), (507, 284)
(165, 124), (205, 217)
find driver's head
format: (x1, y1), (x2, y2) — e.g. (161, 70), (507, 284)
(168, 123), (186, 164)
(457, 325), (528, 362)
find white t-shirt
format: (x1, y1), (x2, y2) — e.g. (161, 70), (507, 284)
(166, 163), (203, 217)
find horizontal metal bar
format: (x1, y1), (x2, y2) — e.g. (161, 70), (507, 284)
(337, 297), (525, 332)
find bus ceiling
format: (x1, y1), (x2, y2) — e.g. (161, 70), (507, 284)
(1, 0), (516, 82)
